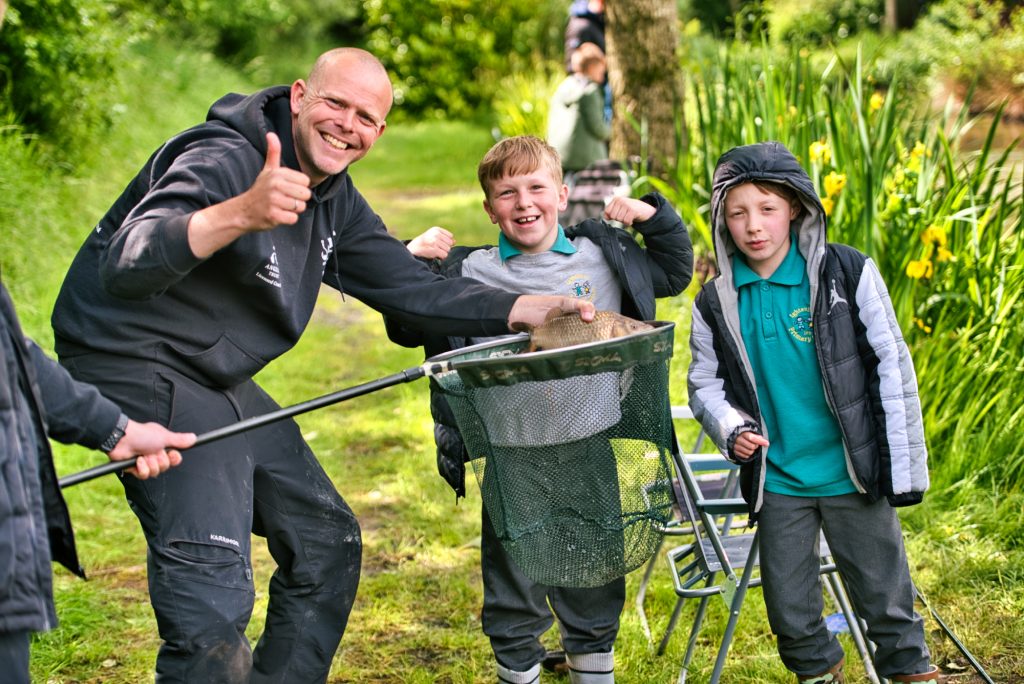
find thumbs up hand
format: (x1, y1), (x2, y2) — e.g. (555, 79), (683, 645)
(239, 132), (312, 230)
(186, 132), (314, 259)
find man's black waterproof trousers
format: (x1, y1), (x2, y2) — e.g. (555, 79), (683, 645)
(62, 353), (361, 683)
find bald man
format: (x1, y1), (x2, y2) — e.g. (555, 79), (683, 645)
(51, 48), (594, 683)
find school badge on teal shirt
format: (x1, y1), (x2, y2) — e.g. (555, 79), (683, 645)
(788, 306), (813, 343)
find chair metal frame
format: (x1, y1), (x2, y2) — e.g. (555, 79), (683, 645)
(637, 406), (882, 684)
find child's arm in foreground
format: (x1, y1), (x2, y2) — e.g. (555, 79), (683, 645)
(407, 226), (455, 261)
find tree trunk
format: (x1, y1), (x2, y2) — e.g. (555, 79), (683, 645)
(884, 0), (921, 32)
(0, 0), (7, 30)
(604, 0), (684, 174)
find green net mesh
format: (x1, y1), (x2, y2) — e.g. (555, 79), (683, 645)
(428, 322), (675, 588)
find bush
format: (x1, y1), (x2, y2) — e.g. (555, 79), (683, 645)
(826, 0), (1024, 113)
(0, 0), (123, 146)
(111, 0), (299, 71)
(360, 0), (565, 120)
(680, 0), (771, 38)
(904, 0), (1024, 116)
(779, 0), (884, 47)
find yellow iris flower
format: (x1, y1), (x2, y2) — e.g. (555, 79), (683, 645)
(824, 171), (847, 198)
(921, 224), (948, 248)
(809, 140), (831, 165)
(906, 259), (934, 279)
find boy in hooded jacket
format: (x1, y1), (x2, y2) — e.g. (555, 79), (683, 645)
(392, 135), (692, 684)
(687, 141), (942, 683)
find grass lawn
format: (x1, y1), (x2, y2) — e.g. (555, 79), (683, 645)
(14, 41), (1021, 684)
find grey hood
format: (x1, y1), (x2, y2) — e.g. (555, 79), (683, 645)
(709, 141), (828, 302)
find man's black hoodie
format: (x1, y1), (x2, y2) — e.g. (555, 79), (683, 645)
(53, 86), (520, 388)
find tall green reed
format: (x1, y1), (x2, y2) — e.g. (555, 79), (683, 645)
(646, 36), (1024, 494)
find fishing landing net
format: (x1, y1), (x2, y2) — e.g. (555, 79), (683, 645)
(427, 322), (675, 588)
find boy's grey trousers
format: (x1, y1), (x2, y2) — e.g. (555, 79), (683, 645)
(759, 491), (932, 678)
(480, 508), (621, 674)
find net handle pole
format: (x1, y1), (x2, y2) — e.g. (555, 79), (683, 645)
(59, 363), (445, 489)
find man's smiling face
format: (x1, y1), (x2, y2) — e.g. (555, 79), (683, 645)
(290, 54), (392, 186)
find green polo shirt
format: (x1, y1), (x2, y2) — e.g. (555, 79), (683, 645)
(498, 225), (577, 261)
(734, 239), (856, 497)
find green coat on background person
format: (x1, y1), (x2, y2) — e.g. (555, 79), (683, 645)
(548, 73), (610, 173)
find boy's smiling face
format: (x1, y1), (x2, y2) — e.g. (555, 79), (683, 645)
(483, 168), (568, 254)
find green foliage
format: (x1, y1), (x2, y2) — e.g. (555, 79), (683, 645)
(680, 0), (770, 38)
(0, 116), (58, 336)
(158, 0), (292, 65)
(109, 0), (334, 81)
(778, 0), (884, 46)
(490, 66), (564, 140)
(881, 0), (1024, 112)
(360, 0), (565, 120)
(131, 0), (369, 81)
(0, 0), (122, 145)
(0, 0), (357, 155)
(0, 0), (568, 158)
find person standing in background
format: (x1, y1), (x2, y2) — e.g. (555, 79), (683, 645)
(564, 0), (605, 72)
(548, 42), (611, 184)
(564, 0), (611, 124)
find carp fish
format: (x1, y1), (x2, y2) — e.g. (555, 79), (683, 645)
(524, 310), (654, 352)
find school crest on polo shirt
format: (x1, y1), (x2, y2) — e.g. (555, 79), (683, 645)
(567, 273), (593, 299)
(788, 306), (813, 343)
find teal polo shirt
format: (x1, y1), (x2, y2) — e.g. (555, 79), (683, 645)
(733, 239), (856, 497)
(498, 225), (577, 261)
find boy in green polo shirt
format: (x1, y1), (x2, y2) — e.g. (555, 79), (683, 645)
(688, 141), (943, 683)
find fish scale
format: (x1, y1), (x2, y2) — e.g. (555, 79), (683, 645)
(526, 310), (654, 352)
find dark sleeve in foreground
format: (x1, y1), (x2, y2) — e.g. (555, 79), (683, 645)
(27, 341), (121, 450)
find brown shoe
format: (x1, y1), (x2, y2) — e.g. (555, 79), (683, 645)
(891, 666), (947, 683)
(797, 657), (845, 683)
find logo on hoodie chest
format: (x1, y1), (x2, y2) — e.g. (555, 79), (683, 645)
(321, 236), (334, 266)
(256, 246), (282, 289)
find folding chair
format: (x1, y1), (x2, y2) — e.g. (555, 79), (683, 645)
(635, 406), (739, 641)
(559, 159), (631, 226)
(639, 407), (881, 684)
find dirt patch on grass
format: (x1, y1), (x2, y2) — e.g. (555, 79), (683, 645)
(89, 563), (148, 592)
